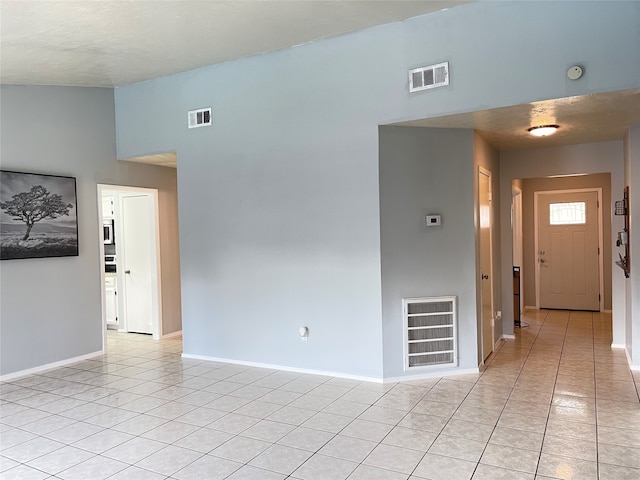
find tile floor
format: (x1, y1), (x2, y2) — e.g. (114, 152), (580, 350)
(1, 309), (640, 479)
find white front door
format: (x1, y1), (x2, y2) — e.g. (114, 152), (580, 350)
(537, 191), (600, 311)
(479, 168), (493, 361)
(122, 194), (154, 334)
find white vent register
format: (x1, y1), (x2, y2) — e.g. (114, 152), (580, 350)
(403, 296), (457, 370)
(188, 107), (212, 128)
(409, 62), (449, 92)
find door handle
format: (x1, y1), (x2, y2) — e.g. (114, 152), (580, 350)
(539, 259), (546, 264)
(125, 270), (131, 274)
(482, 274), (489, 280)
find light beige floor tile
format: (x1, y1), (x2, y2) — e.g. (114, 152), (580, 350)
(267, 406), (316, 426)
(226, 464), (287, 480)
(382, 426), (437, 452)
(489, 426), (543, 452)
(428, 434), (487, 463)
(542, 434), (597, 461)
(108, 465), (170, 479)
(318, 434), (377, 462)
(471, 464), (534, 480)
(597, 463), (640, 480)
(480, 443), (539, 473)
(173, 427), (234, 453)
(293, 453), (358, 480)
(598, 425), (640, 448)
(536, 453), (597, 480)
(413, 453), (476, 480)
(248, 444), (312, 475)
(210, 435), (270, 463)
(497, 411), (547, 433)
(0, 464), (51, 480)
(598, 442), (640, 469)
(302, 411), (352, 433)
(347, 463), (409, 480)
(341, 419), (394, 442)
(363, 443), (424, 474)
(172, 454), (242, 480)
(277, 426), (334, 452)
(359, 405), (408, 425)
(323, 399), (370, 417)
(103, 436), (166, 464)
(57, 455), (128, 480)
(26, 445), (94, 475)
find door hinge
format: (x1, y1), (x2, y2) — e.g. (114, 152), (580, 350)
(597, 200), (599, 208)
(598, 247), (600, 255)
(599, 294), (601, 301)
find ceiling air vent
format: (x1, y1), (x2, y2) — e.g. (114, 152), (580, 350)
(409, 62), (449, 93)
(188, 107), (212, 129)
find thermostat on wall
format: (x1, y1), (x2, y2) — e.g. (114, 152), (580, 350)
(425, 215), (442, 227)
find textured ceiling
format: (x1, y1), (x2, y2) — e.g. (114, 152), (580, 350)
(0, 0), (469, 87)
(394, 89), (640, 151)
(2, 0), (637, 165)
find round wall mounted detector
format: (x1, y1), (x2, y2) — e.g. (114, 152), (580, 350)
(567, 65), (583, 80)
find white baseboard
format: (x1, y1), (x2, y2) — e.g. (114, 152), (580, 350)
(611, 343), (626, 349)
(181, 353), (383, 383)
(502, 334), (516, 340)
(383, 367), (480, 384)
(524, 305), (537, 311)
(602, 309), (613, 314)
(182, 353), (480, 384)
(619, 347), (640, 371)
(0, 350), (104, 382)
(162, 330), (182, 339)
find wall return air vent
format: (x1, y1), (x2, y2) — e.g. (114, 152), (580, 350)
(188, 107), (212, 129)
(403, 296), (457, 370)
(409, 62), (449, 92)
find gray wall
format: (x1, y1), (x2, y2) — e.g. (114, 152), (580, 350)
(624, 126), (640, 367)
(114, 1), (640, 378)
(520, 174), (612, 310)
(379, 127), (476, 378)
(0, 86), (182, 376)
(500, 142), (625, 343)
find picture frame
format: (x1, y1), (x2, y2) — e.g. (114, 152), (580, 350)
(0, 170), (78, 260)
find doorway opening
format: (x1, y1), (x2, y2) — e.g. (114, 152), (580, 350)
(479, 166), (495, 362)
(98, 184), (163, 350)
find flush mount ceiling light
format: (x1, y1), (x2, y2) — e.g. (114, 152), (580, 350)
(528, 125), (560, 137)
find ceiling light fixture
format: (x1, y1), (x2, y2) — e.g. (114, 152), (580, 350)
(528, 125), (560, 137)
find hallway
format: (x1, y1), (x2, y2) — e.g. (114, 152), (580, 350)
(1, 310), (639, 479)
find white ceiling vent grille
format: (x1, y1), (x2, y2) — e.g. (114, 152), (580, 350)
(188, 107), (212, 129)
(409, 62), (449, 92)
(403, 296), (457, 370)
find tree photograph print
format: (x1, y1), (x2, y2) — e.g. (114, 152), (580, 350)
(0, 171), (78, 260)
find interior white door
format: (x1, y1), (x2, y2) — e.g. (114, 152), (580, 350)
(538, 191), (600, 311)
(122, 194), (154, 334)
(479, 169), (493, 361)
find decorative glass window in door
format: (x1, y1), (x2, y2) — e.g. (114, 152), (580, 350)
(549, 202), (586, 225)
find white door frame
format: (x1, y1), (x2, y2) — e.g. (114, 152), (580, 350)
(97, 184), (163, 350)
(534, 188), (604, 311)
(512, 186), (523, 315)
(478, 166), (494, 361)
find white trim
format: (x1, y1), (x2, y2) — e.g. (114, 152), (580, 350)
(478, 166), (495, 362)
(97, 184), (163, 348)
(611, 343), (626, 349)
(620, 347), (640, 371)
(502, 334), (516, 340)
(512, 186), (524, 316)
(0, 351), (104, 382)
(524, 305), (537, 311)
(534, 188), (604, 311)
(181, 354), (384, 383)
(602, 309), (613, 314)
(384, 367), (480, 384)
(162, 330), (182, 339)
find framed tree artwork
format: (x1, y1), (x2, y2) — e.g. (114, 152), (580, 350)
(0, 170), (78, 260)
